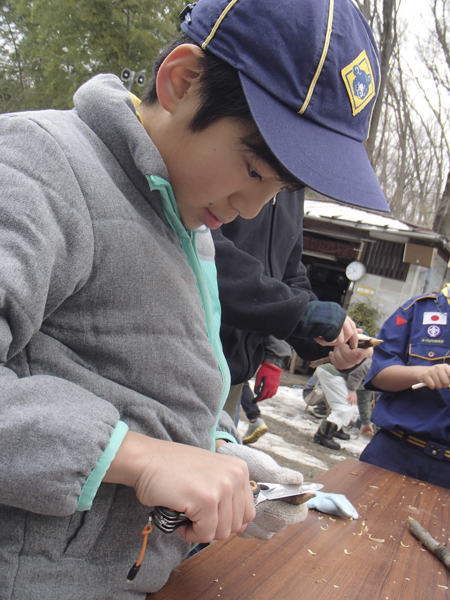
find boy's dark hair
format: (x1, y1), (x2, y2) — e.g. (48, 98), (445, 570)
(143, 32), (302, 190)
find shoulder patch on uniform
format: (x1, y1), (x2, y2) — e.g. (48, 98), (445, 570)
(403, 294), (439, 311)
(341, 50), (376, 116)
(396, 315), (407, 326)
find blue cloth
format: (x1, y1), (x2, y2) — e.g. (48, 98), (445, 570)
(365, 292), (450, 442)
(360, 430), (450, 489)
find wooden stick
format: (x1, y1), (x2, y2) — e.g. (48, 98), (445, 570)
(309, 334), (383, 369)
(309, 356), (332, 369)
(412, 382), (450, 390)
(356, 334), (383, 349)
(408, 517), (450, 571)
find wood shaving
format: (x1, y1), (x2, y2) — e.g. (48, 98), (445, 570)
(405, 578), (410, 581)
(320, 525), (329, 530)
(329, 517), (336, 522)
(344, 549), (352, 554)
(350, 472), (358, 475)
(438, 585), (449, 589)
(307, 549), (316, 555)
(372, 546), (378, 550)
(369, 535), (385, 543)
(369, 485), (379, 489)
(400, 542), (410, 548)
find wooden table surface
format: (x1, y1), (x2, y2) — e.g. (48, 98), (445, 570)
(147, 458), (450, 599)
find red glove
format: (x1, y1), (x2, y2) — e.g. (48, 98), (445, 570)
(254, 362), (283, 402)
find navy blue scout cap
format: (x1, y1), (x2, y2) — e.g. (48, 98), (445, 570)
(181, 0), (389, 213)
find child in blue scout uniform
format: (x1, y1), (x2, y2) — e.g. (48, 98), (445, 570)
(360, 285), (450, 488)
(0, 0), (388, 597)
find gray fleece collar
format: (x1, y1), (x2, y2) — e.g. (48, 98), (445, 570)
(73, 74), (169, 182)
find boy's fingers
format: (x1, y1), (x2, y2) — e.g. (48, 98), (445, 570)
(329, 345), (367, 370)
(180, 480), (255, 543)
(421, 364), (450, 389)
(342, 316), (359, 348)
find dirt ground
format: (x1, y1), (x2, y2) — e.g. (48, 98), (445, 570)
(236, 370), (372, 483)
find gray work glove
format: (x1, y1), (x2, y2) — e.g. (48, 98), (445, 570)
(306, 491), (359, 519)
(217, 443), (308, 540)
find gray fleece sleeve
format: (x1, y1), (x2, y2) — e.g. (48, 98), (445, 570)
(347, 359), (372, 391)
(0, 115), (121, 516)
(216, 410), (242, 444)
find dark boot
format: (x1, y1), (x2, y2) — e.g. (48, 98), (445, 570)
(332, 428), (350, 440)
(313, 420), (341, 450)
(311, 401), (328, 419)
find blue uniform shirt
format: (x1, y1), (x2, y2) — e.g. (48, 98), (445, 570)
(366, 292), (450, 442)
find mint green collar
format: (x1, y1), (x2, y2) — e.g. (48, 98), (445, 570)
(147, 175), (191, 240)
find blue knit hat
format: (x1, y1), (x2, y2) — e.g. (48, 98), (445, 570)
(180, 0), (389, 212)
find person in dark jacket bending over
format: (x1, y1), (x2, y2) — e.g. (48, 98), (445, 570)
(213, 189), (374, 425)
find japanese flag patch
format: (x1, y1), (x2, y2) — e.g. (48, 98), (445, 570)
(423, 312), (447, 325)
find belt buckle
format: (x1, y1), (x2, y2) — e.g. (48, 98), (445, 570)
(424, 440), (445, 460)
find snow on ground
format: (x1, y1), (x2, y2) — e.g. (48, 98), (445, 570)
(237, 384), (370, 475)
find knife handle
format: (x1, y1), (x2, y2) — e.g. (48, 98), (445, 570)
(152, 506), (191, 533)
(154, 481), (261, 534)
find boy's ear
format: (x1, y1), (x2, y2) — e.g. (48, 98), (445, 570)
(156, 44), (204, 114)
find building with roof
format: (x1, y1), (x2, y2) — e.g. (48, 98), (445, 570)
(302, 199), (450, 327)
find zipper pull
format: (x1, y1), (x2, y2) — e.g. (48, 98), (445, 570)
(127, 514), (154, 583)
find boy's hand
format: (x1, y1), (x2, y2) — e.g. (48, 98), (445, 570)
(418, 364), (450, 389)
(314, 316), (358, 348)
(360, 424), (374, 436)
(347, 390), (358, 405)
(104, 432), (255, 544)
(254, 362), (283, 401)
(329, 343), (374, 371)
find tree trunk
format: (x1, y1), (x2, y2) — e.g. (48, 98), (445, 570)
(365, 0), (397, 165)
(433, 170), (450, 236)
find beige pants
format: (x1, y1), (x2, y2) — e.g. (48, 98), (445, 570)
(316, 366), (357, 430)
(222, 383), (244, 421)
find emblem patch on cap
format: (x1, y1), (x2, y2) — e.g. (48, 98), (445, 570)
(341, 50), (376, 116)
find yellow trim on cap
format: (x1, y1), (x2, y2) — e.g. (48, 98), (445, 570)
(299, 0), (334, 115)
(202, 0), (241, 50)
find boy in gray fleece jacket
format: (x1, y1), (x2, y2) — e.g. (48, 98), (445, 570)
(0, 0), (386, 598)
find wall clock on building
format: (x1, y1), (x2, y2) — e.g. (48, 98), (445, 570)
(345, 261), (366, 281)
